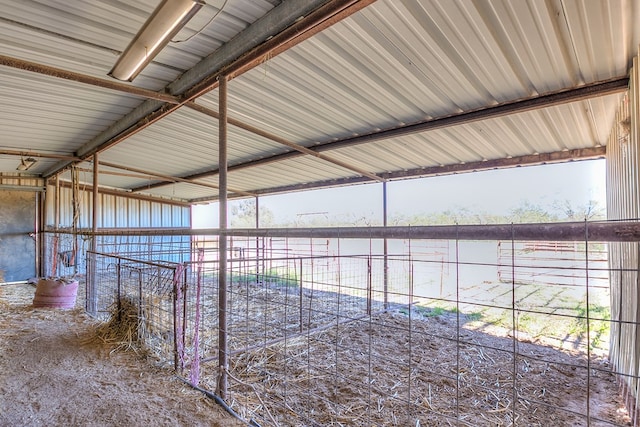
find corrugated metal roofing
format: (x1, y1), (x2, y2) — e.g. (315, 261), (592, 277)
(0, 0), (637, 203)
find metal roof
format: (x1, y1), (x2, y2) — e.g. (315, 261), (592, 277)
(0, 0), (637, 203)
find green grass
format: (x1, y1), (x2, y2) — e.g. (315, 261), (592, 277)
(571, 303), (611, 351)
(229, 268), (299, 287)
(402, 303), (483, 322)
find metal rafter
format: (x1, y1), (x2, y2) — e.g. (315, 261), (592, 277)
(0, 55), (383, 185)
(0, 55), (180, 104)
(42, 0), (370, 178)
(54, 180), (189, 207)
(151, 78), (626, 191)
(98, 161), (255, 197)
(186, 146), (606, 203)
(185, 103), (384, 182)
(0, 148), (79, 160)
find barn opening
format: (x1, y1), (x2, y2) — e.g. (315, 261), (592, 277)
(2, 1), (640, 426)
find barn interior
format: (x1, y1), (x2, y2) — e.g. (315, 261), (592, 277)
(2, 0), (640, 425)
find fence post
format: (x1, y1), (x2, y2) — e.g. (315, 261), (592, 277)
(116, 258), (121, 322)
(367, 255), (372, 316)
(299, 257), (304, 333)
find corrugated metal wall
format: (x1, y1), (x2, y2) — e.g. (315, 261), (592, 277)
(42, 184), (192, 275)
(606, 55), (639, 415)
(44, 184), (190, 229)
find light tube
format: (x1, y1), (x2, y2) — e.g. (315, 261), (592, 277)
(109, 0), (205, 81)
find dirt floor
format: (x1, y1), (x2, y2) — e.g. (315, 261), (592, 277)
(220, 308), (633, 426)
(0, 283), (244, 427)
(0, 280), (634, 427)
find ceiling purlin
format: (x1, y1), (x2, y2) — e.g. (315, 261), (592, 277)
(42, 0), (371, 179)
(142, 77), (628, 193)
(1, 51), (383, 186)
(98, 161), (254, 197)
(184, 146), (605, 204)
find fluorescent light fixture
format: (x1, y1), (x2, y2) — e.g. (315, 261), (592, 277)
(108, 0), (205, 81)
(16, 157), (37, 171)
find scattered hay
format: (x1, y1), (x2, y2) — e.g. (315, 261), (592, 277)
(88, 296), (146, 354)
(212, 311), (631, 427)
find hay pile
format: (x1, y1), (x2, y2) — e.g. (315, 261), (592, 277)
(0, 282), (244, 427)
(89, 296), (145, 354)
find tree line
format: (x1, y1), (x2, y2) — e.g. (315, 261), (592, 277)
(229, 199), (605, 228)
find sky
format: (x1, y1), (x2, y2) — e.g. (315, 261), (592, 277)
(192, 159), (606, 228)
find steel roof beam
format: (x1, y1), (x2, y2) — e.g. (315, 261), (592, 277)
(1, 54), (383, 185)
(0, 55), (180, 104)
(185, 103), (384, 182)
(315, 77), (628, 152)
(185, 146), (606, 202)
(54, 180), (190, 207)
(42, 0), (360, 179)
(0, 148), (79, 161)
(155, 78), (626, 186)
(98, 160), (255, 197)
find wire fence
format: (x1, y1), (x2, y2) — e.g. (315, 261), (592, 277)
(79, 230), (633, 426)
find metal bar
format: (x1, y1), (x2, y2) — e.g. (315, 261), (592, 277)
(0, 54), (181, 104)
(173, 267), (180, 372)
(313, 77), (629, 152)
(0, 148), (78, 160)
(54, 175), (60, 230)
(43, 0), (348, 178)
(299, 257), (304, 333)
(116, 258), (122, 322)
(55, 180), (190, 207)
(510, 227), (517, 426)
(34, 191), (41, 277)
(92, 155), (99, 241)
(367, 255), (372, 315)
(0, 184), (45, 191)
(217, 74), (229, 399)
(177, 82), (618, 187)
(383, 181), (388, 310)
(88, 155), (99, 314)
(585, 222), (591, 427)
(182, 266), (188, 375)
(182, 0), (374, 99)
(184, 102), (384, 182)
(215, 147), (606, 200)
(71, 167), (79, 276)
(98, 160), (254, 197)
(87, 250), (178, 269)
(74, 221), (640, 242)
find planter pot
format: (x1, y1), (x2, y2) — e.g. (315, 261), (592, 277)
(33, 278), (79, 309)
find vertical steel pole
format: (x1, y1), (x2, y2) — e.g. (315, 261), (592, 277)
(89, 154), (99, 314)
(92, 153), (99, 243)
(54, 175), (60, 231)
(585, 221), (591, 427)
(383, 181), (389, 310)
(53, 175), (60, 278)
(34, 191), (41, 278)
(71, 167), (79, 276)
(255, 196), (260, 279)
(218, 74), (229, 399)
(511, 225), (517, 426)
(299, 257), (303, 333)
